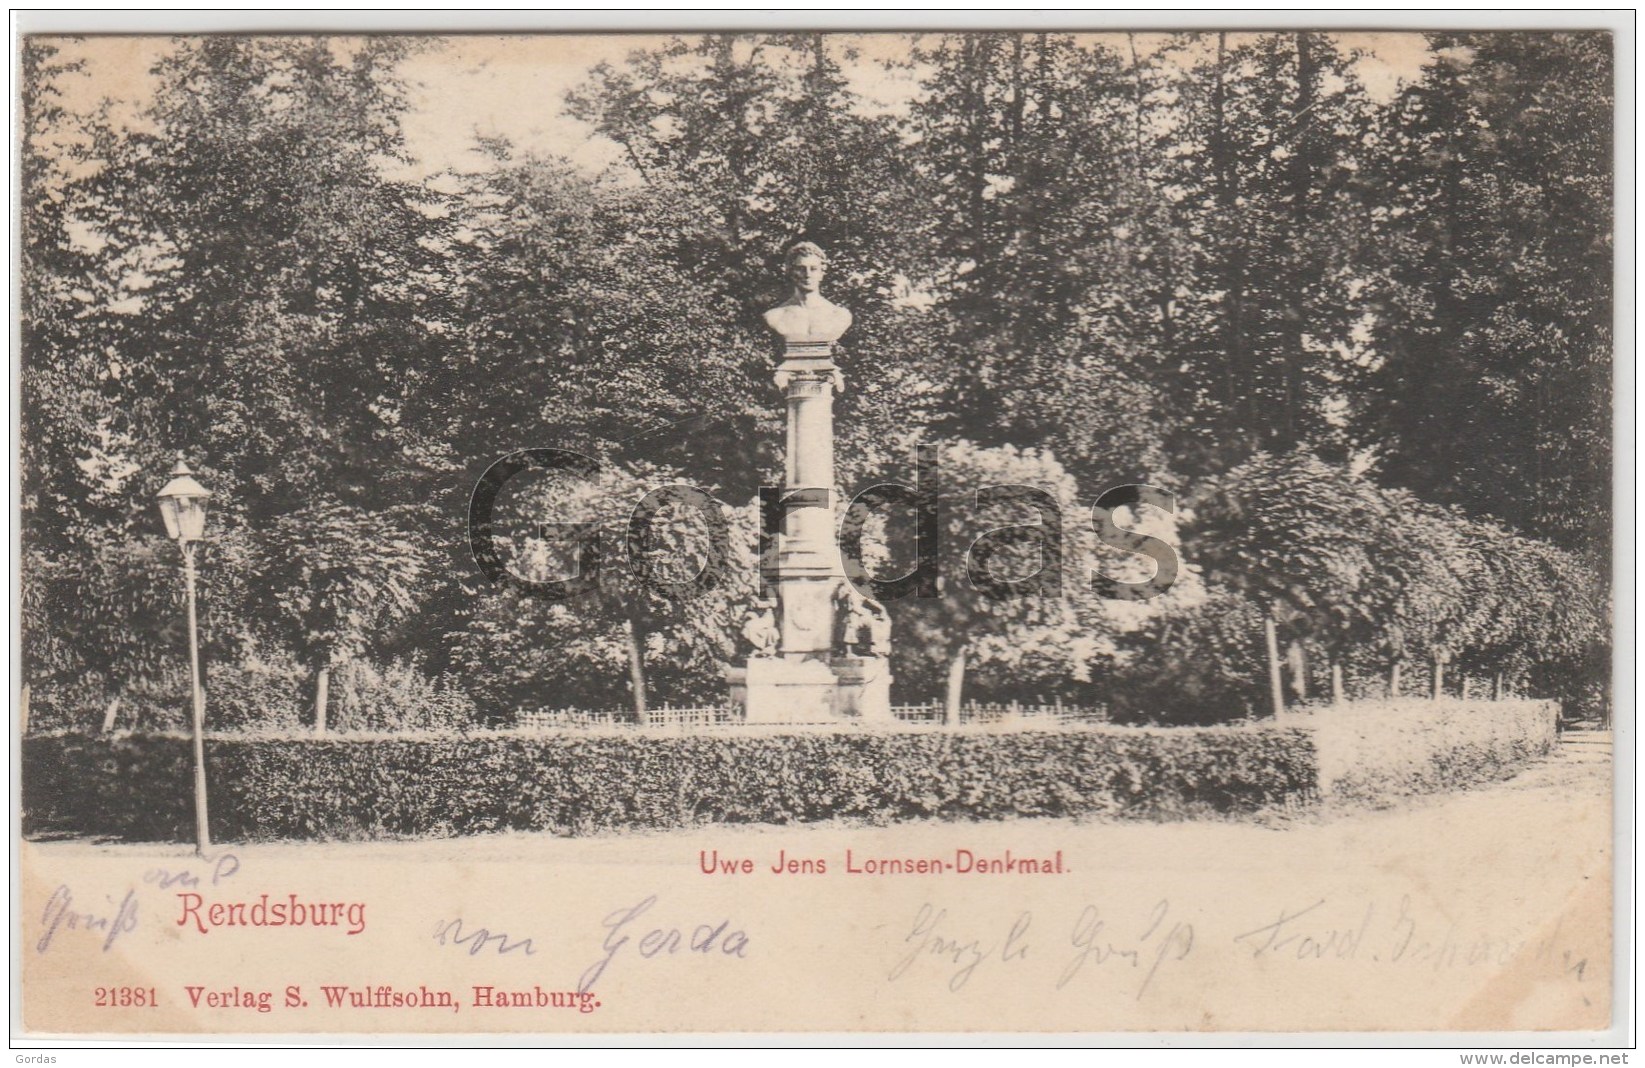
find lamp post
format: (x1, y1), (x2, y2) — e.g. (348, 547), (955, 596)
(156, 454), (212, 855)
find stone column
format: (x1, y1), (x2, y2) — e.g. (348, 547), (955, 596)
(773, 353), (842, 658)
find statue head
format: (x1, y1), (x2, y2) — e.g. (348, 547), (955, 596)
(785, 241), (827, 296)
(764, 240), (851, 346)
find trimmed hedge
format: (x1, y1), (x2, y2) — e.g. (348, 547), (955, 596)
(23, 700), (1559, 841)
(22, 725), (1315, 841)
(1312, 698), (1558, 803)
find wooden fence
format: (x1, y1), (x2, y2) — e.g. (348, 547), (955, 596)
(516, 704), (740, 731)
(889, 701), (1108, 725)
(515, 700), (1107, 731)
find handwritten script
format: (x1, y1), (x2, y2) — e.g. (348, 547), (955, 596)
(142, 853), (240, 891)
(433, 917), (538, 957)
(577, 895), (751, 994)
(1233, 896), (1592, 979)
(887, 899), (1193, 998)
(888, 904), (1031, 992)
(37, 885), (138, 954)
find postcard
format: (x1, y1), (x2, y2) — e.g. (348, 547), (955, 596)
(15, 25), (1621, 1039)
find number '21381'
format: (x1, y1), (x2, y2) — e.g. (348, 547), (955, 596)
(94, 986), (156, 1007)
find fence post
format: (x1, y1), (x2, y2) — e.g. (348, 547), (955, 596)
(1432, 656), (1443, 701)
(1330, 662), (1344, 706)
(1389, 660), (1401, 698)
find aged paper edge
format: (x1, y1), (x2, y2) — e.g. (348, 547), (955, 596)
(7, 6), (1634, 1049)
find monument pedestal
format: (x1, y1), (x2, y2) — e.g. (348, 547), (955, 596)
(727, 655), (892, 725)
(831, 655), (893, 721)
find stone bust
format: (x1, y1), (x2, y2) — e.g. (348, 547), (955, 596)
(762, 241), (853, 346)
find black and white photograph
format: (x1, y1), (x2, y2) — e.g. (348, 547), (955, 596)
(13, 18), (1626, 1043)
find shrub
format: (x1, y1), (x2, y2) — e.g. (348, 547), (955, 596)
(22, 724), (1316, 842)
(23, 699), (1562, 842)
(1312, 698), (1557, 803)
(25, 673), (115, 733)
(28, 669), (197, 734)
(24, 653), (477, 738)
(1106, 591), (1270, 725)
(329, 656), (477, 733)
(207, 645), (307, 732)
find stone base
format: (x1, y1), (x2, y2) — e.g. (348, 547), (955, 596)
(726, 655), (893, 725)
(830, 656), (893, 721)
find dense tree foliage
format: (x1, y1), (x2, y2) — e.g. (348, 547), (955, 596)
(451, 458), (758, 716)
(1174, 451), (1604, 719)
(1352, 34), (1613, 556)
(21, 31), (1613, 728)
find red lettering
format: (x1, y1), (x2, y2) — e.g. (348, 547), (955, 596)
(176, 892), (207, 934)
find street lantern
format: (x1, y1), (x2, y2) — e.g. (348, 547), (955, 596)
(156, 455), (211, 542)
(156, 453), (213, 856)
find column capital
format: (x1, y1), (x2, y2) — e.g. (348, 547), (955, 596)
(775, 354), (844, 394)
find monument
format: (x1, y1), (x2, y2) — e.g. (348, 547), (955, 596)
(726, 242), (893, 724)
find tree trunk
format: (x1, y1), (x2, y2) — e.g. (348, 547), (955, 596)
(1287, 639), (1308, 700)
(102, 695), (122, 733)
(1431, 657), (1443, 701)
(1264, 615), (1285, 717)
(1212, 33), (1246, 421)
(1389, 660), (1402, 698)
(1212, 34), (1231, 211)
(625, 617), (648, 722)
(965, 38), (990, 273)
(1275, 32), (1321, 450)
(314, 664), (330, 735)
(943, 647), (967, 728)
(1330, 661), (1344, 706)
(1009, 35), (1025, 149)
(1493, 672), (1503, 701)
(1461, 676), (1473, 701)
(1128, 33), (1147, 181)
